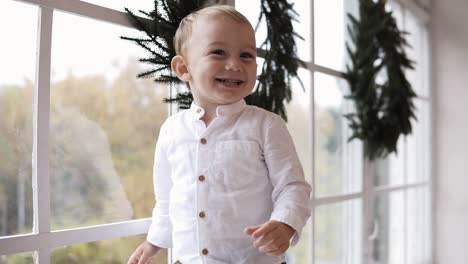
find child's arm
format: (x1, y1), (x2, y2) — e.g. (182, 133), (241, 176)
(128, 122), (173, 263)
(247, 114), (312, 255)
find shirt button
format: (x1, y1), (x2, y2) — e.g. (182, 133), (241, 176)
(196, 108), (202, 114)
(199, 211), (206, 218)
(200, 138), (207, 144)
(198, 175), (205, 182)
(202, 248), (209, 255)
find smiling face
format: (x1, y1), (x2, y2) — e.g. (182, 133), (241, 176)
(171, 14), (257, 111)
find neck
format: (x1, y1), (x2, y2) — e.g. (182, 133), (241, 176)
(201, 114), (215, 127)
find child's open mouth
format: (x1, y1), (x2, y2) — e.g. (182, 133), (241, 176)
(216, 78), (244, 88)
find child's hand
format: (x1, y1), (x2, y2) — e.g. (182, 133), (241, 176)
(244, 220), (295, 256)
(127, 241), (161, 264)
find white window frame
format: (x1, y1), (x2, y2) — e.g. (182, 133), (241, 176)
(0, 0), (433, 263)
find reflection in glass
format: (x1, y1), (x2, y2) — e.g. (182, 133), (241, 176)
(315, 199), (362, 264)
(0, 252), (34, 264)
(51, 234), (168, 264)
(315, 72), (362, 197)
(373, 191), (405, 264)
(373, 188), (432, 264)
(0, 0), (37, 238)
(50, 11), (169, 230)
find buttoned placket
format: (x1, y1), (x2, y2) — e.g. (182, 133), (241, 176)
(193, 117), (215, 260)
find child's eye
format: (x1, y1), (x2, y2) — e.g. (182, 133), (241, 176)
(211, 49), (225, 56)
(240, 52), (255, 59)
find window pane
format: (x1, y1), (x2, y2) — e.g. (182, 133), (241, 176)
(314, 0), (358, 71)
(51, 234), (168, 264)
(287, 219), (312, 264)
(50, 11), (169, 230)
(236, 0), (311, 60)
(81, 0), (154, 12)
(0, 252), (34, 263)
(407, 100), (430, 183)
(0, 0), (36, 238)
(235, 0), (266, 49)
(315, 73), (362, 197)
(373, 139), (405, 187)
(373, 191), (405, 264)
(286, 68), (312, 184)
(292, 0), (312, 61)
(405, 9), (430, 98)
(315, 199), (362, 264)
(406, 187), (431, 263)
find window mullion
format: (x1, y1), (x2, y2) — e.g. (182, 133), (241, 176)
(309, 0), (315, 263)
(32, 5), (53, 264)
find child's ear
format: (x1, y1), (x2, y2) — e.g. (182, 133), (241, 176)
(171, 55), (192, 82)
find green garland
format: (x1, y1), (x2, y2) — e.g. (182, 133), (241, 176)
(345, 0), (417, 160)
(122, 0), (302, 120)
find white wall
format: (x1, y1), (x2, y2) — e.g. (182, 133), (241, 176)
(432, 0), (468, 263)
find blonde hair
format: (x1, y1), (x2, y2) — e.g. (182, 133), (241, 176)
(173, 5), (252, 55)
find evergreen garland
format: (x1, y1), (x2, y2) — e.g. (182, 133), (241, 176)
(345, 0), (417, 160)
(122, 0), (302, 120)
(244, 0), (304, 121)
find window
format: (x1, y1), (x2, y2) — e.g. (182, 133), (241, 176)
(237, 0), (431, 263)
(0, 0), (432, 263)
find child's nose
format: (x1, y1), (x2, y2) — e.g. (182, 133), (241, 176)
(225, 59), (241, 71)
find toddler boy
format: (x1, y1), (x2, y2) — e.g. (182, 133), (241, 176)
(128, 5), (311, 264)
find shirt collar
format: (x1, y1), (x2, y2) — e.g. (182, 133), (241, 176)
(189, 100), (247, 120)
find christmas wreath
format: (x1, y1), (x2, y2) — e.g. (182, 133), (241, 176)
(345, 0), (417, 160)
(121, 0), (303, 121)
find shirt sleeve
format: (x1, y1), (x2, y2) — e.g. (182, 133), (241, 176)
(264, 114), (312, 246)
(146, 121), (173, 248)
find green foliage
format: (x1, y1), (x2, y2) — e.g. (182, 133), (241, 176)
(245, 0), (304, 121)
(0, 59), (167, 263)
(345, 0), (417, 160)
(122, 0), (303, 120)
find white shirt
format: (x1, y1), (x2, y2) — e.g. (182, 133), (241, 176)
(147, 99), (311, 264)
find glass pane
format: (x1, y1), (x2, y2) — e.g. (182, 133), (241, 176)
(287, 219), (311, 263)
(373, 138), (405, 187)
(407, 100), (430, 183)
(292, 0), (312, 61)
(373, 191), (405, 264)
(236, 0), (311, 60)
(286, 68), (312, 184)
(0, 252), (34, 264)
(406, 187), (431, 263)
(51, 234), (168, 264)
(81, 0), (154, 12)
(0, 0), (36, 238)
(314, 0), (358, 71)
(404, 9), (430, 98)
(315, 72), (362, 197)
(235, 0), (265, 48)
(315, 199), (362, 264)
(50, 11), (169, 230)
